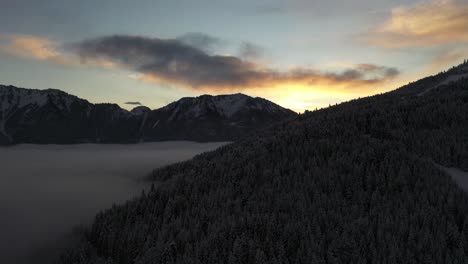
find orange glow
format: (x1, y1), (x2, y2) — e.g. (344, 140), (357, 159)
(10, 35), (59, 60)
(0, 34), (117, 69)
(362, 0), (468, 48)
(258, 83), (374, 113)
(125, 72), (401, 112)
(0, 34), (405, 113)
(0, 35), (70, 64)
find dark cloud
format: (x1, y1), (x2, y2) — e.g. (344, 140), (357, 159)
(176, 32), (224, 53)
(71, 35), (400, 91)
(339, 64), (399, 81)
(124, 101), (142, 105)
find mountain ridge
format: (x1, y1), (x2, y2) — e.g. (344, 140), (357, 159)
(58, 61), (468, 264)
(0, 85), (296, 145)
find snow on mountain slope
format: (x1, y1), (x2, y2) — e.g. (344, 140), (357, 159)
(211, 94), (249, 117)
(417, 63), (468, 96)
(0, 85), (79, 111)
(0, 86), (58, 141)
(418, 73), (468, 96)
(0, 85), (296, 144)
(138, 93), (297, 141)
(161, 93), (293, 121)
(0, 85), (139, 144)
(439, 73), (468, 86)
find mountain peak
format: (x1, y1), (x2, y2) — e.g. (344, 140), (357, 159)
(162, 93), (293, 119)
(131, 105), (151, 115)
(0, 85), (296, 144)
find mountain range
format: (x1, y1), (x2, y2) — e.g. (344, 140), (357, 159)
(0, 86), (296, 145)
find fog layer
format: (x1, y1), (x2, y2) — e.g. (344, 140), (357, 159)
(0, 142), (226, 264)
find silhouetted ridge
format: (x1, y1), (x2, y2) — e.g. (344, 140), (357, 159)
(59, 61), (468, 263)
(0, 87), (296, 144)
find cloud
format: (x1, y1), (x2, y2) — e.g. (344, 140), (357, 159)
(428, 48), (468, 72)
(71, 35), (399, 92)
(124, 101), (142, 105)
(361, 0), (468, 48)
(0, 34), (116, 68)
(0, 34), (71, 65)
(238, 42), (263, 59)
(176, 32), (224, 53)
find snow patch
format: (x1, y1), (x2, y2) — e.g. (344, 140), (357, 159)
(0, 86), (75, 112)
(152, 120), (160, 128)
(440, 166), (468, 194)
(439, 73), (468, 85)
(418, 73), (468, 96)
(211, 94), (249, 117)
(156, 93), (285, 120)
(168, 107), (180, 121)
(139, 113), (148, 132)
(188, 103), (203, 118)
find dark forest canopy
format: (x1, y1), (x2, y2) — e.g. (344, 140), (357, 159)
(60, 61), (468, 263)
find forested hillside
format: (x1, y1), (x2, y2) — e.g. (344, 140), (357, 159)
(60, 61), (468, 263)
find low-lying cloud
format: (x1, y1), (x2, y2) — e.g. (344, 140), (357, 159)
(124, 101), (142, 105)
(361, 0), (468, 49)
(70, 35), (399, 91)
(0, 142), (225, 264)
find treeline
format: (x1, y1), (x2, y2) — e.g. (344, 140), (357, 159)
(60, 61), (468, 263)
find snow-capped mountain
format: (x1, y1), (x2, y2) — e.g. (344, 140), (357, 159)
(0, 85), (140, 145)
(139, 93), (296, 141)
(161, 93), (291, 119)
(0, 85), (296, 144)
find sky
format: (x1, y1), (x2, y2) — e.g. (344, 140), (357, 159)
(0, 0), (467, 112)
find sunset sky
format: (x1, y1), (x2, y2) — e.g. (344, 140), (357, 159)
(1, 0), (467, 112)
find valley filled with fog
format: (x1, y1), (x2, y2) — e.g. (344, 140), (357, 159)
(0, 142), (226, 264)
